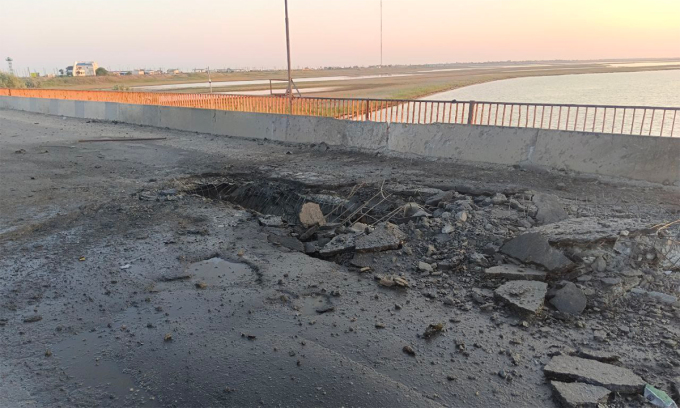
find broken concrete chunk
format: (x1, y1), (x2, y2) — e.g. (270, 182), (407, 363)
(378, 275), (409, 288)
(319, 234), (356, 256)
(500, 232), (574, 272)
(441, 224), (455, 234)
(455, 211), (468, 223)
(422, 323), (445, 339)
(533, 217), (648, 244)
(355, 222), (405, 253)
(549, 281), (587, 315)
(258, 215), (285, 227)
(403, 202), (430, 218)
(543, 355), (646, 394)
(350, 252), (377, 268)
(550, 381), (611, 408)
(267, 234), (304, 252)
(418, 261), (434, 273)
(303, 242), (318, 254)
(491, 193), (508, 205)
(575, 349), (619, 363)
(425, 190), (454, 206)
(484, 264), (547, 281)
(299, 202), (326, 228)
(349, 222), (368, 233)
(630, 288), (679, 305)
(494, 280), (548, 314)
(532, 193), (568, 225)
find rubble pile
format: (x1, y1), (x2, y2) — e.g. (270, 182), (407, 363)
(196, 177), (679, 407)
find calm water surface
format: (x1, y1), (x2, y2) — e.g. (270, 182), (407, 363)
(425, 70), (680, 107)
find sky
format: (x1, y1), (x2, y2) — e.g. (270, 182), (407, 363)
(1, 0), (679, 74)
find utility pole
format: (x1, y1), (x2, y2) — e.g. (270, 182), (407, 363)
(284, 0), (293, 110)
(207, 66), (212, 93)
(380, 0), (383, 68)
(5, 57), (13, 75)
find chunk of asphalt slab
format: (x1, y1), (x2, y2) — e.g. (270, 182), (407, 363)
(484, 264), (547, 281)
(319, 234), (356, 256)
(543, 355), (646, 394)
(355, 222), (405, 253)
(549, 281), (587, 315)
(267, 234), (304, 252)
(550, 381), (611, 408)
(500, 232), (574, 272)
(532, 193), (568, 225)
(575, 349), (619, 363)
(494, 280), (548, 314)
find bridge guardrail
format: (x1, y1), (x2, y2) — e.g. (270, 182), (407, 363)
(1, 88), (677, 137)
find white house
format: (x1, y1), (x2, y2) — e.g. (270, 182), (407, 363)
(73, 61), (99, 76)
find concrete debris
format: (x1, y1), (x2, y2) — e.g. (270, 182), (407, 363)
(422, 323), (445, 339)
(533, 217), (649, 244)
(355, 222), (405, 253)
(491, 193), (508, 205)
(350, 252), (376, 268)
(441, 224), (455, 234)
(654, 238), (680, 271)
(575, 349), (619, 363)
(299, 202), (326, 228)
(500, 232), (574, 272)
(532, 193), (568, 225)
(267, 234), (304, 252)
(378, 275), (409, 288)
(548, 281), (587, 315)
(484, 264), (547, 281)
(550, 381), (611, 408)
(403, 202), (430, 218)
(455, 211), (468, 223)
(159, 189), (177, 196)
(418, 261), (434, 273)
(494, 280), (548, 314)
(349, 222), (369, 233)
(629, 288), (678, 305)
(258, 215), (285, 227)
(543, 355), (646, 394)
(425, 190), (454, 206)
(319, 234), (356, 256)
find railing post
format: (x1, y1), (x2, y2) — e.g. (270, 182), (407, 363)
(365, 100), (370, 121)
(467, 101), (475, 124)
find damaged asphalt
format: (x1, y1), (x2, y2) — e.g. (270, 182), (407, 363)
(1, 109), (680, 407)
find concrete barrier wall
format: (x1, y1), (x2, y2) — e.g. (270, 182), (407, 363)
(388, 123), (539, 166)
(1, 96), (678, 185)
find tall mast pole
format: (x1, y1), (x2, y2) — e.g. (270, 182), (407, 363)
(380, 0), (383, 68)
(285, 0), (293, 109)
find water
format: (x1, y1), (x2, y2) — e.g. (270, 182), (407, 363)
(424, 69), (680, 108)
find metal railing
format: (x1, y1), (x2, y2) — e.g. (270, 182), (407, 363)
(1, 88), (678, 137)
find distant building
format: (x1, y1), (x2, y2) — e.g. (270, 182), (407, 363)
(66, 66), (73, 76)
(72, 61), (99, 76)
(167, 69), (180, 75)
